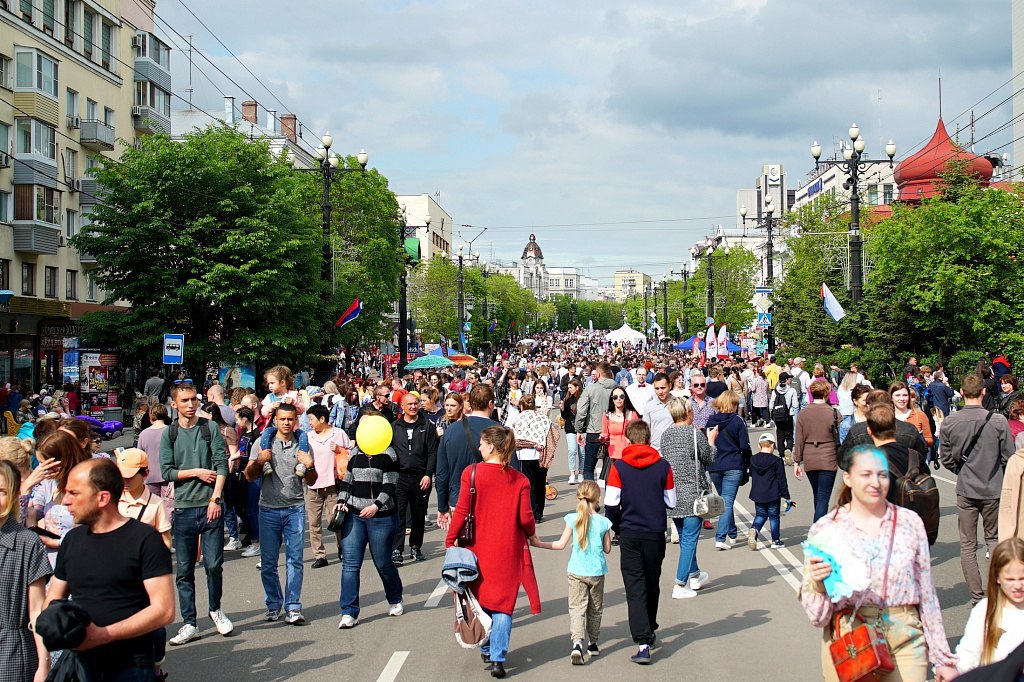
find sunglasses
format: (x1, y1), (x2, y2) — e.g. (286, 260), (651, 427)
(612, 394), (626, 400)
(691, 382), (706, 387)
(174, 379), (194, 385)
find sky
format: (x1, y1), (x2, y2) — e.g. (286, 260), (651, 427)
(153, 0), (1013, 284)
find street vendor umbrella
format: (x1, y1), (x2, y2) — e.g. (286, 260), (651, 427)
(518, 338), (538, 346)
(404, 355), (455, 370)
(448, 353), (478, 366)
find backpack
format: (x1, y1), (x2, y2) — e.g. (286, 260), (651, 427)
(792, 370), (806, 403)
(168, 417), (214, 450)
(892, 448), (940, 546)
(770, 391), (791, 424)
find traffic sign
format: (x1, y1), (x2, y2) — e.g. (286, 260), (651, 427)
(162, 334), (185, 365)
(463, 322), (471, 332)
(755, 286), (774, 295)
(754, 297), (772, 313)
(704, 317), (715, 326)
(756, 312), (772, 327)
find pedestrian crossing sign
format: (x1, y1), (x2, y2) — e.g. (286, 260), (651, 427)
(757, 312), (772, 327)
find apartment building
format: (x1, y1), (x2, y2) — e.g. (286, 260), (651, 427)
(0, 0), (169, 387)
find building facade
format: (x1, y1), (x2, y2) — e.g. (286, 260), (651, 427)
(394, 193), (452, 263)
(493, 233), (549, 300)
(612, 269), (651, 302)
(546, 266), (580, 299)
(0, 0), (169, 387)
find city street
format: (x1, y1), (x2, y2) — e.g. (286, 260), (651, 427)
(158, 423), (978, 682)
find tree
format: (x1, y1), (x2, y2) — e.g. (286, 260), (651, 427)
(682, 247), (758, 334)
(408, 256), (460, 344)
(73, 126), (323, 379)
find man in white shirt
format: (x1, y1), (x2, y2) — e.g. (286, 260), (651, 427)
(626, 370), (656, 417)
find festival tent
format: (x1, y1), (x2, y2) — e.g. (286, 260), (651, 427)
(673, 335), (742, 353)
(605, 324), (646, 344)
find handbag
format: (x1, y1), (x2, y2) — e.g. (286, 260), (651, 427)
(596, 441), (611, 482)
(828, 506), (899, 682)
(453, 586), (492, 648)
(327, 506), (346, 533)
(692, 427), (726, 518)
(456, 464), (477, 547)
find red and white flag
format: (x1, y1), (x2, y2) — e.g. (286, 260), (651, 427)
(717, 325), (730, 359)
(705, 324), (718, 359)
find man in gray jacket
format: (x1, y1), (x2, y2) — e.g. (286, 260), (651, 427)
(574, 361), (616, 481)
(940, 373), (1015, 604)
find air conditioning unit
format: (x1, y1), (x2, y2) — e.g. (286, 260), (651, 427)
(67, 115), (81, 129)
(131, 35), (143, 49)
(131, 105), (143, 117)
(58, 235), (66, 247)
(0, 151), (9, 168)
(66, 177), (79, 192)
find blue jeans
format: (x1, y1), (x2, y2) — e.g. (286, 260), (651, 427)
(805, 470), (837, 522)
(753, 501), (781, 542)
(709, 469), (742, 543)
(172, 506), (224, 626)
(339, 512), (403, 617)
(224, 500), (239, 540)
(582, 435), (602, 481)
(566, 433), (582, 474)
(672, 516), (702, 585)
(247, 477), (262, 541)
(481, 610), (512, 663)
(259, 504), (306, 612)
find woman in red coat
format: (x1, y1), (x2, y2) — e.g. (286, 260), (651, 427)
(446, 425), (541, 678)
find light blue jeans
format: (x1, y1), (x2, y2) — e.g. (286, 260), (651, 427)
(566, 433), (582, 474)
(709, 469), (743, 544)
(672, 516), (702, 584)
(259, 504), (306, 612)
(481, 610), (513, 663)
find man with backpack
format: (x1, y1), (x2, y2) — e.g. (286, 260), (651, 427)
(159, 381), (233, 645)
(768, 372), (797, 464)
(789, 358), (810, 413)
(940, 374), (1016, 604)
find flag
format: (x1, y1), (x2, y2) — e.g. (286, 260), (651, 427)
(488, 319), (497, 333)
(508, 319), (516, 333)
(439, 333), (449, 357)
(821, 282), (847, 322)
(334, 298), (362, 328)
(458, 330), (467, 353)
(676, 318), (683, 335)
(717, 325), (729, 359)
(705, 324), (718, 359)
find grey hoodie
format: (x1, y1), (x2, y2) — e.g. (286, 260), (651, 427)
(575, 377), (617, 434)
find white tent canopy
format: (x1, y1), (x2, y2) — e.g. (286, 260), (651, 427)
(605, 323), (646, 344)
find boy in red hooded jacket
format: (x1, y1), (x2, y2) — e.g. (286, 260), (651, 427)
(604, 420), (675, 665)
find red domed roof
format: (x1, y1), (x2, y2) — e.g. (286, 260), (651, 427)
(894, 118), (993, 202)
(521, 233), (544, 260)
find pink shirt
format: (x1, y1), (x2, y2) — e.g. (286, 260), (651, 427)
(307, 426), (351, 490)
(800, 503), (956, 668)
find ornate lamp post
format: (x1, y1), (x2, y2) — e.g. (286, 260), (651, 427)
(741, 193), (779, 352)
(691, 231), (728, 321)
(396, 203), (427, 376)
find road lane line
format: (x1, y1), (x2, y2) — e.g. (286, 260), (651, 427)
(424, 578), (448, 608)
(376, 651), (409, 682)
(735, 502), (805, 571)
(934, 474), (957, 486)
(733, 505), (803, 592)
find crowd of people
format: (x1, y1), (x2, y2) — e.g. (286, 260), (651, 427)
(2, 336), (1024, 680)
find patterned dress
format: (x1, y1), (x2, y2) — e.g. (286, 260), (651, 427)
(0, 516), (52, 682)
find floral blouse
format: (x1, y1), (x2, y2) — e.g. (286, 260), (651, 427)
(28, 478), (76, 567)
(799, 503), (957, 668)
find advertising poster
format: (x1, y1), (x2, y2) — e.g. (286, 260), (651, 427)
(79, 351), (118, 417)
(218, 362), (256, 390)
(62, 349), (80, 386)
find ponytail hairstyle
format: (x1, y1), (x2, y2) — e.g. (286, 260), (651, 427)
(983, 538), (1024, 664)
(480, 426), (515, 468)
(574, 481), (601, 551)
(265, 365), (295, 391)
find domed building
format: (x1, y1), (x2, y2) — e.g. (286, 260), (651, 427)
(493, 234), (549, 300)
(894, 117), (994, 202)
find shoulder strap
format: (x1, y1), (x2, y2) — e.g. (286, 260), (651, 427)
(468, 464), (477, 516)
(168, 418), (213, 449)
(168, 420), (178, 446)
(881, 506), (898, 602)
(961, 412), (994, 462)
(461, 417), (480, 459)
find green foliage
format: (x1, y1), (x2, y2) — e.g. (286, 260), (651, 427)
(682, 247), (758, 333)
(73, 126), (323, 377)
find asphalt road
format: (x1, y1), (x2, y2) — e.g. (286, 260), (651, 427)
(149, 422), (979, 682)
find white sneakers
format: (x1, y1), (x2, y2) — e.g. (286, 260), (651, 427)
(224, 538), (243, 551)
(241, 544), (261, 558)
(388, 602), (404, 617)
(688, 571), (709, 591)
(671, 584), (697, 599)
(168, 624), (200, 646)
(338, 615), (358, 629)
(748, 529), (759, 551)
(568, 473), (577, 484)
(715, 541), (732, 551)
(209, 610), (234, 636)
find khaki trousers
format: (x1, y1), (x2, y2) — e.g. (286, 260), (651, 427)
(305, 486), (338, 560)
(820, 606), (928, 682)
(567, 573), (605, 644)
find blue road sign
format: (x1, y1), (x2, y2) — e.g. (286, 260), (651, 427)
(755, 286), (774, 295)
(163, 334), (185, 365)
(756, 312), (772, 327)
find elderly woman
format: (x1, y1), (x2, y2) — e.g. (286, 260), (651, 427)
(794, 380), (840, 523)
(510, 393), (559, 523)
(660, 397), (717, 599)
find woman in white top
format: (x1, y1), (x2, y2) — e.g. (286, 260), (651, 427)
(533, 380), (553, 413)
(504, 376), (523, 427)
(956, 537), (1024, 673)
(836, 372), (858, 418)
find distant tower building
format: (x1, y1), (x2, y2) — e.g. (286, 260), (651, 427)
(519, 234), (549, 300)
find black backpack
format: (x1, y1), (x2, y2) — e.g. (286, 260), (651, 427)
(168, 418), (214, 449)
(892, 448), (940, 546)
(770, 392), (791, 424)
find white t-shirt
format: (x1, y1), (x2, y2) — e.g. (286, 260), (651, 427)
(955, 598), (1024, 673)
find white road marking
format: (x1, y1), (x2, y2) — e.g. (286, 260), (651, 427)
(734, 502), (805, 571)
(424, 578), (449, 608)
(376, 651), (410, 682)
(732, 504), (803, 592)
(934, 474), (957, 486)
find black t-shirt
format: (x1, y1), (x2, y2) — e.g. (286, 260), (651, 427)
(706, 380), (728, 399)
(54, 518), (172, 668)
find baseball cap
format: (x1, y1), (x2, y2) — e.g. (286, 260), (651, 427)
(116, 448), (148, 477)
(758, 433), (776, 445)
(778, 371), (791, 382)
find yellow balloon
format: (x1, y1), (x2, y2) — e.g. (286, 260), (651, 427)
(356, 415), (392, 455)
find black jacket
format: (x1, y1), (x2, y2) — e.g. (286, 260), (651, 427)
(748, 452), (791, 504)
(391, 413), (438, 476)
(837, 419), (923, 469)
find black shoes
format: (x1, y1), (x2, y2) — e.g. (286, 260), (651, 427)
(411, 547), (426, 562)
(391, 549), (404, 567)
(488, 662), (506, 678)
(311, 558), (328, 569)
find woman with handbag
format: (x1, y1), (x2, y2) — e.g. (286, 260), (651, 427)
(705, 391), (750, 551)
(445, 426), (541, 678)
(800, 446), (958, 682)
(793, 380), (840, 523)
(660, 398), (718, 599)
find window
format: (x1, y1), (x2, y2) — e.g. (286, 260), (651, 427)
(137, 34), (171, 69)
(44, 266), (57, 297)
(134, 81), (171, 116)
(65, 208), (76, 239)
(66, 88), (78, 117)
(22, 262), (35, 296)
(0, 260), (9, 289)
(0, 55), (11, 89)
(0, 191), (10, 223)
(549, 279), (560, 288)
(100, 20), (112, 69)
(64, 0), (76, 47)
(14, 118), (57, 160)
(85, 272), (97, 301)
(867, 184), (878, 205)
(65, 269), (77, 299)
(83, 9), (94, 58)
(14, 48), (58, 99)
(883, 184), (894, 204)
(86, 98), (97, 120)
(0, 122), (8, 153)
(19, 0), (31, 22)
(566, 279), (574, 288)
(42, 0), (54, 34)
(35, 186), (60, 225)
(103, 107), (114, 128)
(64, 148), (77, 178)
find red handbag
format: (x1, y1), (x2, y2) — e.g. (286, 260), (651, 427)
(827, 506), (898, 682)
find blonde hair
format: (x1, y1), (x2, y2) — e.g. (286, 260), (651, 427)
(0, 436), (34, 472)
(574, 481), (601, 551)
(667, 397), (692, 423)
(712, 390), (739, 414)
(0, 461), (21, 522)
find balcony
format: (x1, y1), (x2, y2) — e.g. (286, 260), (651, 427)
(80, 120), (115, 152)
(132, 106), (170, 135)
(77, 178), (106, 206)
(12, 221), (61, 255)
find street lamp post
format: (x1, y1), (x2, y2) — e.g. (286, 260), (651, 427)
(481, 260), (490, 346)
(661, 277), (668, 336)
(691, 231), (728, 321)
(741, 193), (779, 352)
(457, 244), (465, 352)
(643, 283), (649, 336)
(288, 136), (367, 381)
(811, 124), (896, 305)
(651, 282), (658, 339)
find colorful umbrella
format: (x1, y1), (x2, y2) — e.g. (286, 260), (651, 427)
(404, 355), (455, 370)
(448, 353), (478, 366)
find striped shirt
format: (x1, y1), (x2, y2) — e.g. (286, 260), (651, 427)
(336, 448), (399, 514)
